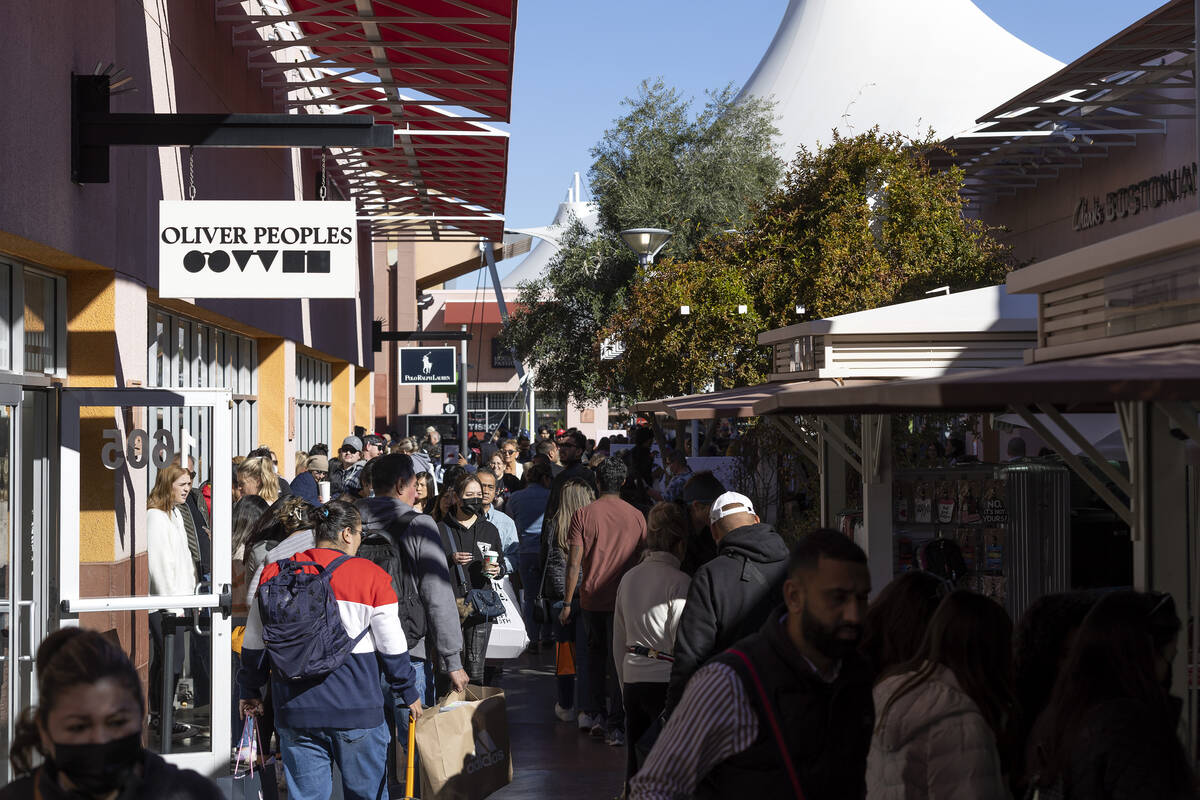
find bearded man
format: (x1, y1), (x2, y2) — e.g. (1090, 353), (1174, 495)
(631, 529), (874, 800)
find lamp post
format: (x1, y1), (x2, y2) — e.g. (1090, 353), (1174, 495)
(619, 228), (673, 267)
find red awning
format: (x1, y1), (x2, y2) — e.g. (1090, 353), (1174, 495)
(218, 0), (515, 242)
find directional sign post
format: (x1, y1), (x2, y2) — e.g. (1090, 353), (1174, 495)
(399, 347), (457, 385)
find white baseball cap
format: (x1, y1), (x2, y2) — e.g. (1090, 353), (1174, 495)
(710, 491), (756, 525)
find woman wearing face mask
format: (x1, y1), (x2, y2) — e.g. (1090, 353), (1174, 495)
(1, 627), (220, 799)
(436, 471), (505, 692)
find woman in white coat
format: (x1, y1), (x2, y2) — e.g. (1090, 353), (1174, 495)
(146, 464), (198, 727)
(867, 589), (1015, 800)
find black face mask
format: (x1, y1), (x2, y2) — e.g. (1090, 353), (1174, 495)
(460, 498), (485, 518)
(50, 731), (143, 795)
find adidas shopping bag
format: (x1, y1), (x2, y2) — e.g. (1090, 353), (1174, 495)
(415, 684), (512, 800)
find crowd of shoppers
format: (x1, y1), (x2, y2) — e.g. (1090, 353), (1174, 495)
(6, 423), (1199, 800)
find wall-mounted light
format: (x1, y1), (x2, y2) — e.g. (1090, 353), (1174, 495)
(737, 305), (748, 315)
(680, 305), (691, 315)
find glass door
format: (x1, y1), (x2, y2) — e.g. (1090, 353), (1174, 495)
(58, 388), (232, 777)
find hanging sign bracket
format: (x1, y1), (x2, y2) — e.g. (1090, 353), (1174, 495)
(72, 74), (393, 183)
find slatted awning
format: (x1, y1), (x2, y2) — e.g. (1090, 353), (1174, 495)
(934, 0), (1194, 201)
(216, 0), (515, 242)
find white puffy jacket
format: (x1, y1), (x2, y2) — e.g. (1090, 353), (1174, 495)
(866, 664), (1008, 800)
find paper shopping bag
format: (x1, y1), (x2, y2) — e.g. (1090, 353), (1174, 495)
(415, 685), (512, 800)
(483, 576), (529, 660)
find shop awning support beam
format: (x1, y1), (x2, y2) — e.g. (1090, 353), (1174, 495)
(370, 324), (472, 353)
(1011, 405), (1134, 528)
(72, 74), (392, 183)
(816, 417), (863, 475)
(769, 416), (819, 468)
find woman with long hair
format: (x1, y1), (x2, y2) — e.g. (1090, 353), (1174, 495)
(867, 590), (1014, 799)
(145, 464), (197, 729)
(860, 571), (947, 677)
(1026, 590), (1193, 799)
(414, 471), (436, 515)
(236, 457), (280, 504)
(539, 479), (597, 727)
(3, 628), (219, 799)
(436, 470), (505, 692)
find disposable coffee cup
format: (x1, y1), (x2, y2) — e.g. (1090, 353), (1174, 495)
(483, 552), (499, 567)
(318, 480), (331, 503)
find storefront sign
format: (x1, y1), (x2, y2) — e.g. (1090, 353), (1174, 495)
(1072, 163), (1198, 231)
(158, 200), (358, 299)
(399, 347), (457, 384)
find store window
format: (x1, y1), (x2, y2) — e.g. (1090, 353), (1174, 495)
(295, 354), (331, 452)
(466, 391), (566, 434)
(148, 309), (259, 480)
(535, 393), (566, 433)
(0, 259), (67, 377)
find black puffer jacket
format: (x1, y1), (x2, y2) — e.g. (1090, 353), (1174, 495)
(1035, 696), (1197, 800)
(665, 522), (790, 714)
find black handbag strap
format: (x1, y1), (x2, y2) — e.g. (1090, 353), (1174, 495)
(437, 521), (472, 595)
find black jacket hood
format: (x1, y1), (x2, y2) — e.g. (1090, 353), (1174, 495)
(718, 522), (789, 564)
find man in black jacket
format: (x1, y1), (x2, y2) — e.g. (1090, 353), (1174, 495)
(664, 491), (789, 715)
(543, 430), (596, 522)
(631, 530), (874, 800)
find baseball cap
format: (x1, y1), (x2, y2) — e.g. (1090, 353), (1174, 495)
(341, 435), (363, 452)
(710, 491), (756, 526)
(307, 454), (329, 472)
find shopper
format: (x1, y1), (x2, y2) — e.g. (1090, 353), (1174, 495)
(240, 501), (421, 800)
(561, 457), (647, 746)
(676, 472), (725, 576)
(867, 590), (1014, 799)
(508, 462), (554, 647)
(1010, 591), (1097, 796)
(631, 530), (874, 800)
(499, 437), (524, 482)
(146, 464), (197, 730)
(540, 479), (597, 724)
(665, 491), (788, 716)
(290, 453), (328, 506)
(414, 470), (436, 514)
(860, 570), (948, 677)
(237, 456), (281, 504)
(243, 495), (318, 602)
(613, 502), (690, 785)
(362, 433), (386, 461)
(436, 471), (506, 691)
(2, 628), (220, 800)
(545, 430), (596, 522)
(1025, 590), (1194, 800)
(476, 467), (519, 575)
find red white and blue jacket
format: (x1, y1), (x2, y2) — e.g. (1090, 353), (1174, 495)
(238, 547), (419, 729)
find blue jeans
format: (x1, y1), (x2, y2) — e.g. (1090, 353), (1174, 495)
(277, 721), (390, 800)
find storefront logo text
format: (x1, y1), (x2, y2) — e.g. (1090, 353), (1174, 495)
(1073, 163), (1198, 231)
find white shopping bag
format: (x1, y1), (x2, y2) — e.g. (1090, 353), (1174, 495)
(484, 575), (529, 659)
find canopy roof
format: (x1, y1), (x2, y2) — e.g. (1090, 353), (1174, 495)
(753, 343), (1200, 415)
(218, 0), (515, 242)
(935, 0), (1195, 202)
(637, 380), (885, 420)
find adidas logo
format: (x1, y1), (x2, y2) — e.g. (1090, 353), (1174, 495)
(464, 731), (506, 774)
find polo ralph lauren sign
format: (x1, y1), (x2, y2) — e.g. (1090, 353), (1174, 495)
(158, 200), (357, 299)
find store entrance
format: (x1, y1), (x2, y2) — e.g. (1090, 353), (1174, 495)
(57, 388), (233, 777)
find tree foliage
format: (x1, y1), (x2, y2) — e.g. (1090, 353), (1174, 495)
(606, 128), (1015, 400)
(501, 78), (782, 405)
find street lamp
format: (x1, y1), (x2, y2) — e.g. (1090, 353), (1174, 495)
(619, 228), (673, 266)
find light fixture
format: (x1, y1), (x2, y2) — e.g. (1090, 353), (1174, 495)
(795, 304), (805, 315)
(737, 305), (748, 315)
(619, 228), (673, 266)
(680, 305), (691, 316)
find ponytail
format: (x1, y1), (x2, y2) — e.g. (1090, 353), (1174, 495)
(309, 500), (361, 544)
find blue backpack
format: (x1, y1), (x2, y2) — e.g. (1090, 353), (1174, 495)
(257, 554), (367, 682)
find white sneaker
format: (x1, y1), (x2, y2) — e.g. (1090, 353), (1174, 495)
(555, 703), (577, 722)
(577, 711), (596, 731)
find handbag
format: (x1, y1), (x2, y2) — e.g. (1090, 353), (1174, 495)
(484, 576), (529, 659)
(439, 523), (505, 622)
(416, 685), (512, 800)
(532, 542), (554, 625)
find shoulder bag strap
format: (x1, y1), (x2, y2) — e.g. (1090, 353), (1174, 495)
(437, 522), (471, 595)
(727, 648), (807, 800)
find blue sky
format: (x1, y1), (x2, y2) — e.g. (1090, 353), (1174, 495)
(458, 0), (1166, 286)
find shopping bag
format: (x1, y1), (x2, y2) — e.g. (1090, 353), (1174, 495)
(483, 576), (528, 660)
(233, 716), (264, 800)
(416, 685), (512, 800)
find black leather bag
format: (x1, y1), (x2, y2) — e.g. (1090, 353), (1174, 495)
(439, 522), (505, 623)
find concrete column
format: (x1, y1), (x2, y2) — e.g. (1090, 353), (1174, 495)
(257, 337), (296, 476)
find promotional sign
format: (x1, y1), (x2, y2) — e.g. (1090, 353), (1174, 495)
(399, 347), (457, 384)
(158, 200), (358, 299)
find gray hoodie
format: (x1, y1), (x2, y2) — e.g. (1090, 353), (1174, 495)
(355, 496), (464, 674)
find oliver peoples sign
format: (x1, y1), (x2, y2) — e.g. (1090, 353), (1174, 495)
(158, 200), (358, 299)
(1072, 163), (1198, 232)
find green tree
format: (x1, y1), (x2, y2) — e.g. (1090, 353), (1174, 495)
(609, 128), (1014, 400)
(502, 78), (782, 405)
